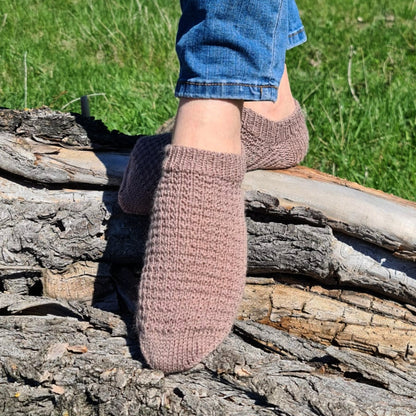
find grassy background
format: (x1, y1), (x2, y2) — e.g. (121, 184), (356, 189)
(1, 0), (415, 200)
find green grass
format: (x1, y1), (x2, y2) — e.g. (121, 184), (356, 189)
(288, 0), (416, 201)
(0, 0), (181, 133)
(1, 0), (415, 200)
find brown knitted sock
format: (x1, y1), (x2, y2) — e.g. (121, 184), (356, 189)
(242, 99), (309, 170)
(137, 145), (247, 373)
(118, 133), (171, 215)
(118, 100), (308, 215)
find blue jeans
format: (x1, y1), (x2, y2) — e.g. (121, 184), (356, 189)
(175, 0), (307, 101)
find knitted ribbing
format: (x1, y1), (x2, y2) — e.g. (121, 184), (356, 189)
(242, 100), (309, 170)
(137, 145), (247, 373)
(118, 101), (308, 215)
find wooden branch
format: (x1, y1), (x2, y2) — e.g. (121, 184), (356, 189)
(245, 192), (416, 305)
(0, 132), (129, 186)
(1, 107), (416, 415)
(243, 169), (416, 260)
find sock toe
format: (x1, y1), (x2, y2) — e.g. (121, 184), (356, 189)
(139, 329), (228, 373)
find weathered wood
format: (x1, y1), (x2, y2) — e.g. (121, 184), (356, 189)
(2, 107), (415, 261)
(1, 107), (416, 415)
(2, 178), (415, 307)
(2, 293), (416, 415)
(245, 192), (416, 306)
(0, 107), (139, 149)
(0, 175), (148, 270)
(243, 169), (416, 260)
(240, 279), (416, 362)
(0, 132), (129, 186)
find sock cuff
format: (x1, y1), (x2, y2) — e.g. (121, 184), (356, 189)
(241, 99), (306, 140)
(163, 144), (246, 184)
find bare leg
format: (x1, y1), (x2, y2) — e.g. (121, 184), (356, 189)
(172, 98), (243, 154)
(244, 65), (295, 121)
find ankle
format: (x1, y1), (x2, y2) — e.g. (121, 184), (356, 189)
(244, 64), (296, 122)
(244, 97), (296, 122)
(172, 98), (243, 155)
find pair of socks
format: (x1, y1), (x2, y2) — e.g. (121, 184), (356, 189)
(118, 100), (309, 215)
(123, 102), (309, 373)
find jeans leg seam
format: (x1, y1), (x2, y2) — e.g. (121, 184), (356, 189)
(269, 0), (285, 89)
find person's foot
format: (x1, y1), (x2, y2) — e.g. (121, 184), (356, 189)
(137, 145), (247, 373)
(118, 100), (308, 215)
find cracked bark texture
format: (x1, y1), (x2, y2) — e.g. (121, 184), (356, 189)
(1, 107), (416, 415)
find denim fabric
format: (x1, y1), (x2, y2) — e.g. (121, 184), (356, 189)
(175, 0), (307, 101)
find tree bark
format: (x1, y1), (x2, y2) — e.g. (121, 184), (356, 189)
(1, 107), (416, 415)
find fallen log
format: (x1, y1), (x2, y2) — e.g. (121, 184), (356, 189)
(1, 107), (416, 415)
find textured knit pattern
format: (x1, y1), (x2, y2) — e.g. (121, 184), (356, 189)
(137, 145), (247, 373)
(118, 133), (170, 215)
(242, 99), (309, 170)
(118, 101), (308, 215)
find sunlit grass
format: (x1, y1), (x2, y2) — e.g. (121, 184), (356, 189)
(287, 0), (416, 200)
(0, 0), (181, 133)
